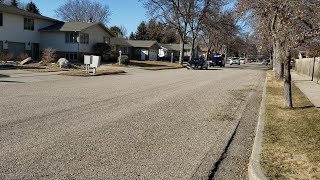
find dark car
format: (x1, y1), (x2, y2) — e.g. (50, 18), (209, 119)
(209, 56), (225, 67)
(187, 57), (208, 70)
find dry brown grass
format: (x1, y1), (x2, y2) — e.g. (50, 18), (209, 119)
(261, 71), (320, 180)
(61, 69), (126, 77)
(105, 60), (184, 70)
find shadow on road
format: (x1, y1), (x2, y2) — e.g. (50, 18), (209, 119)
(225, 64), (271, 71)
(0, 80), (24, 83)
(0, 74), (10, 78)
(0, 65), (45, 70)
(202, 68), (223, 71)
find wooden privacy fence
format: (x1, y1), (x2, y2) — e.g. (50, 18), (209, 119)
(295, 58), (320, 84)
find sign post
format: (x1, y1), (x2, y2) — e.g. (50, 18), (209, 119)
(171, 52), (173, 63)
(119, 50), (122, 65)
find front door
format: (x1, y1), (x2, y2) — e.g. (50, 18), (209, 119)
(31, 43), (40, 60)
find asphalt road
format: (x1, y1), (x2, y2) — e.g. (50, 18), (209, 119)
(0, 64), (267, 180)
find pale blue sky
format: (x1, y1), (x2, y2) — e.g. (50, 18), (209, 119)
(23, 0), (148, 36)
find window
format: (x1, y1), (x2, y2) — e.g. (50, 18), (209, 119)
(120, 46), (128, 54)
(65, 53), (78, 61)
(80, 33), (89, 44)
(111, 45), (116, 51)
(24, 18), (34, 30)
(0, 13), (3, 26)
(65, 32), (78, 43)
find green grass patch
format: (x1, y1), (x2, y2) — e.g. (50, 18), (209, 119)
(261, 71), (320, 179)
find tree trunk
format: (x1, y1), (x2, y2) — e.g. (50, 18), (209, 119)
(205, 51), (209, 61)
(275, 39), (284, 80)
(272, 41), (276, 71)
(179, 39), (184, 65)
(189, 36), (195, 61)
(284, 49), (293, 108)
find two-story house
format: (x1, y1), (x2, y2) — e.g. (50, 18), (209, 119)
(0, 4), (58, 59)
(0, 4), (114, 61)
(39, 22), (114, 61)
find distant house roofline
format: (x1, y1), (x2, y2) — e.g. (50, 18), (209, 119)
(126, 40), (161, 48)
(39, 22), (115, 37)
(0, 3), (60, 22)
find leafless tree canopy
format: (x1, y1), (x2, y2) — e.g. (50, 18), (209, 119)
(55, 0), (110, 24)
(238, 0), (320, 108)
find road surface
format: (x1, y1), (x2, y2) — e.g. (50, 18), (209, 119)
(0, 64), (268, 179)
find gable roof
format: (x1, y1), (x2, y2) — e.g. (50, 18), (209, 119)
(0, 4), (59, 22)
(39, 22), (114, 37)
(159, 43), (193, 51)
(110, 38), (132, 47)
(126, 40), (161, 48)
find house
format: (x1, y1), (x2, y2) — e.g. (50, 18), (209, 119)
(126, 40), (161, 60)
(0, 4), (59, 59)
(0, 4), (114, 61)
(39, 22), (114, 61)
(110, 37), (132, 59)
(158, 43), (200, 61)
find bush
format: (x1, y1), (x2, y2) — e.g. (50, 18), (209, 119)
(0, 52), (13, 61)
(118, 55), (129, 65)
(19, 53), (29, 61)
(41, 48), (56, 64)
(93, 43), (111, 61)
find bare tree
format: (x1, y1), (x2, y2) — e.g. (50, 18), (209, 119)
(55, 0), (110, 25)
(141, 0), (192, 65)
(187, 0), (218, 60)
(201, 9), (238, 59)
(238, 0), (320, 108)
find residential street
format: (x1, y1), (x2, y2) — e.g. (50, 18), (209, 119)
(0, 64), (267, 179)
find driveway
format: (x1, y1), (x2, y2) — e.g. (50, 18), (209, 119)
(0, 64), (267, 179)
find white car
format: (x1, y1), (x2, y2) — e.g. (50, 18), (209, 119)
(240, 58), (246, 64)
(230, 58), (240, 65)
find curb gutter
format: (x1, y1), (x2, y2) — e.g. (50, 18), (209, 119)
(248, 78), (268, 180)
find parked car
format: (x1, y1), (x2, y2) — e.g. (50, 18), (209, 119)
(209, 55), (225, 67)
(230, 57), (240, 65)
(187, 58), (208, 70)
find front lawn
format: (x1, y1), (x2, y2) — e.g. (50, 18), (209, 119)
(61, 69), (126, 76)
(105, 60), (184, 70)
(261, 71), (320, 179)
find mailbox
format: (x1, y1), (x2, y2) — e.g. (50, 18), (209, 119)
(83, 55), (101, 75)
(90, 56), (101, 68)
(84, 55), (91, 65)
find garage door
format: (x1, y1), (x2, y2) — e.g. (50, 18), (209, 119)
(149, 49), (158, 61)
(8, 42), (25, 58)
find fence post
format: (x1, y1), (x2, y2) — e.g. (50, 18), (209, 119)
(311, 57), (316, 81)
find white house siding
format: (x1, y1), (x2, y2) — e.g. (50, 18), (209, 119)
(40, 25), (111, 53)
(0, 12), (55, 51)
(80, 25), (111, 53)
(40, 32), (78, 52)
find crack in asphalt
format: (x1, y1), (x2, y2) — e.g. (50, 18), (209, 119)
(209, 121), (240, 180)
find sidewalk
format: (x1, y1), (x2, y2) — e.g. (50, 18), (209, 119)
(292, 71), (320, 108)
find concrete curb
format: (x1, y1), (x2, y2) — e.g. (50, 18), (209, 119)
(248, 78), (268, 180)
